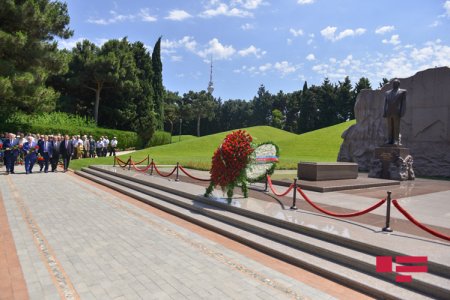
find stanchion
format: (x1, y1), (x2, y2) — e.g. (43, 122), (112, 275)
(147, 155), (150, 165)
(150, 159), (154, 175)
(175, 162), (180, 181)
(128, 156), (132, 171)
(113, 156), (116, 167)
(290, 178), (298, 210)
(382, 191), (393, 232)
(264, 171), (268, 192)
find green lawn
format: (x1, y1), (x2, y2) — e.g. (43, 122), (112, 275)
(70, 120), (355, 171)
(171, 135), (197, 143)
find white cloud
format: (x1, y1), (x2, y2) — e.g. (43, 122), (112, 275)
(445, 1), (450, 17)
(321, 26), (366, 41)
(161, 36), (197, 55)
(197, 38), (236, 60)
(306, 53), (315, 61)
(139, 8), (157, 22)
(57, 37), (85, 49)
(274, 61), (297, 76)
(238, 45), (266, 58)
(307, 39), (313, 45)
(232, 0), (264, 9)
(87, 10), (135, 25)
(297, 0), (315, 4)
(165, 10), (192, 21)
(320, 26), (337, 41)
(375, 25), (395, 35)
(289, 28), (304, 37)
(200, 3), (252, 18)
(171, 55), (183, 62)
(382, 34), (401, 45)
(241, 23), (255, 30)
(259, 63), (272, 72)
(429, 20), (441, 27)
(287, 38), (293, 45)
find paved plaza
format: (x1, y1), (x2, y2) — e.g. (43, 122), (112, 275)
(0, 166), (371, 300)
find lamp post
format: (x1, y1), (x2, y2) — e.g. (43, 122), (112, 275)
(179, 118), (182, 142)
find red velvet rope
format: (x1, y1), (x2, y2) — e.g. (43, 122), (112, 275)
(297, 187), (387, 217)
(130, 160), (153, 172)
(267, 175), (294, 197)
(392, 200), (450, 242)
(152, 163), (177, 177)
(179, 165), (211, 182)
(115, 157), (130, 168)
(132, 157), (149, 165)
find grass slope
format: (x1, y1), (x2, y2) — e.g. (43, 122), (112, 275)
(171, 135), (197, 143)
(70, 120), (355, 171)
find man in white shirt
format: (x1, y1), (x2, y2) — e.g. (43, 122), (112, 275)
(102, 136), (109, 157)
(109, 137), (118, 156)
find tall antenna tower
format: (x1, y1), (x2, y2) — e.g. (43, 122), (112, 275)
(207, 56), (214, 94)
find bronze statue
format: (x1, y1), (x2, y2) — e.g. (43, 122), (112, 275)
(383, 79), (406, 145)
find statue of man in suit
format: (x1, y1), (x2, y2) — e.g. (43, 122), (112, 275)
(383, 79), (406, 145)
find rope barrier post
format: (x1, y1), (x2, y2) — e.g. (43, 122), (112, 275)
(264, 171), (268, 192)
(290, 178), (298, 210)
(128, 156), (132, 171)
(382, 191), (393, 232)
(113, 156), (116, 168)
(147, 155), (150, 165)
(175, 162), (180, 181)
(150, 159), (154, 175)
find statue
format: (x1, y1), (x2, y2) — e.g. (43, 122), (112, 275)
(383, 79), (406, 145)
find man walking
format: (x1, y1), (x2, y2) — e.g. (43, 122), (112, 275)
(60, 135), (74, 172)
(109, 137), (118, 156)
(22, 136), (38, 174)
(51, 135), (61, 172)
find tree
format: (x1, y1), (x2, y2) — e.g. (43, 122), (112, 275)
(163, 91), (181, 134)
(152, 36), (164, 129)
(251, 84), (273, 126)
(270, 109), (284, 129)
(379, 77), (389, 89)
(336, 76), (353, 121)
(284, 91), (300, 132)
(0, 0), (73, 118)
(183, 90), (217, 137)
(317, 78), (338, 127)
(298, 81), (318, 133)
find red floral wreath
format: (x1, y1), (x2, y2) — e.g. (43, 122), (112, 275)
(206, 130), (254, 199)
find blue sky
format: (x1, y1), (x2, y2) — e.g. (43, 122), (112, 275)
(59, 0), (450, 100)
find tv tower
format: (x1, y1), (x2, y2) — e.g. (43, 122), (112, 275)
(207, 56), (214, 94)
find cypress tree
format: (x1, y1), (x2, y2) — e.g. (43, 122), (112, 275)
(152, 36), (164, 129)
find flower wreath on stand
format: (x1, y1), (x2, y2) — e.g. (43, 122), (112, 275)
(205, 130), (279, 201)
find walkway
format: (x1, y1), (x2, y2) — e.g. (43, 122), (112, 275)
(0, 165), (366, 300)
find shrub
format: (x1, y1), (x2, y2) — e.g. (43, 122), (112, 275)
(1, 112), (140, 149)
(148, 131), (171, 147)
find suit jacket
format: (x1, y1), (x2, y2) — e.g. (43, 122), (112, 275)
(22, 142), (38, 158)
(39, 140), (53, 157)
(52, 141), (60, 155)
(60, 140), (73, 157)
(3, 138), (19, 156)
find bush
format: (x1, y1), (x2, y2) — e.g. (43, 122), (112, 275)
(1, 112), (140, 149)
(148, 131), (171, 147)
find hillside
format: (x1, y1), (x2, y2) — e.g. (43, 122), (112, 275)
(69, 120), (356, 170)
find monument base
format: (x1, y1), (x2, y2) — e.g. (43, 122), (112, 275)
(298, 162), (358, 181)
(369, 145), (415, 181)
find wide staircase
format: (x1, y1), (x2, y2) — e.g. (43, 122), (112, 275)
(76, 165), (450, 300)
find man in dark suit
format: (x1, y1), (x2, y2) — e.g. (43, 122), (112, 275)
(4, 133), (19, 174)
(51, 135), (61, 172)
(60, 134), (73, 172)
(38, 135), (53, 173)
(22, 136), (38, 174)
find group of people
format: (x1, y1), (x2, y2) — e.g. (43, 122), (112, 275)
(0, 132), (118, 174)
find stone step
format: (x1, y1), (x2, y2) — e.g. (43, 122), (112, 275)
(88, 165), (450, 279)
(76, 168), (450, 300)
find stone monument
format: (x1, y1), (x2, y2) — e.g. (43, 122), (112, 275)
(338, 67), (450, 178)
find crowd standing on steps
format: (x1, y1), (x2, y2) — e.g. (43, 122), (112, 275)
(0, 132), (118, 174)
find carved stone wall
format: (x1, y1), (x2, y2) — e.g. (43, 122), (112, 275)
(338, 67), (450, 177)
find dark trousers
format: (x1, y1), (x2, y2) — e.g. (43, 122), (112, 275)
(25, 155), (36, 173)
(89, 149), (95, 158)
(5, 152), (16, 172)
(109, 147), (116, 156)
(62, 155), (71, 171)
(386, 115), (400, 144)
(42, 152), (50, 172)
(51, 153), (60, 171)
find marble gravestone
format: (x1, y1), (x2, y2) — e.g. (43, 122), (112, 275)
(338, 67), (450, 178)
